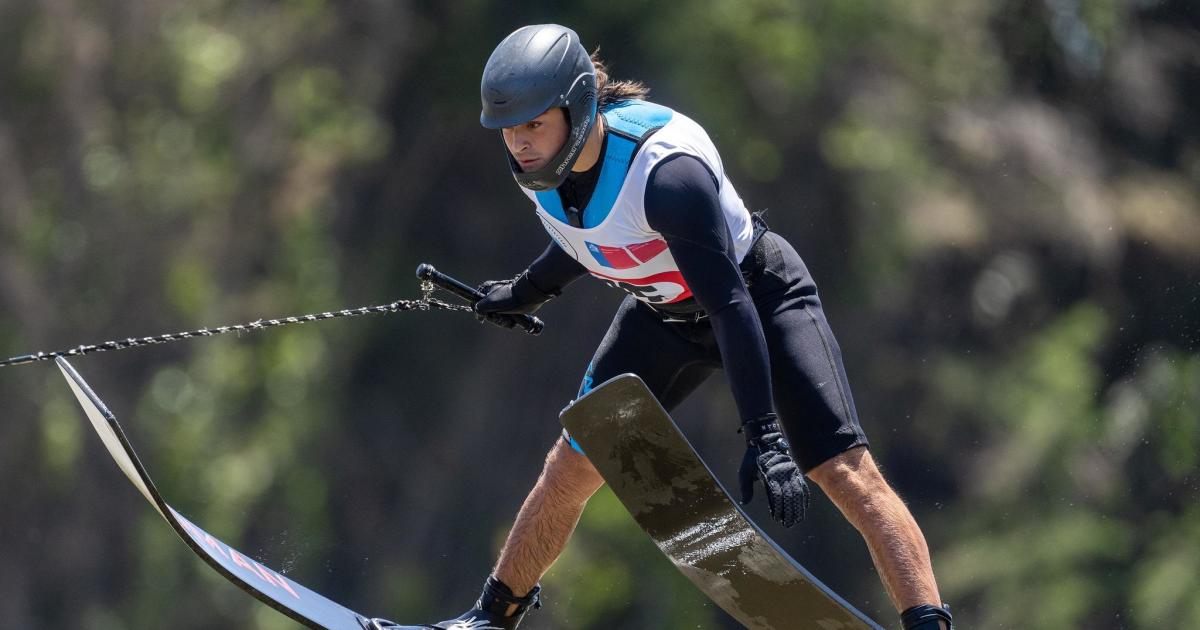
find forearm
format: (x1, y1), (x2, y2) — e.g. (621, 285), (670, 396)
(708, 298), (775, 420)
(526, 240), (587, 296)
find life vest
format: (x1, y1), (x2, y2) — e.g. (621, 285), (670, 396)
(520, 100), (755, 305)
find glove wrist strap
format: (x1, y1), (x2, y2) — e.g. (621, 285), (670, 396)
(739, 413), (780, 444)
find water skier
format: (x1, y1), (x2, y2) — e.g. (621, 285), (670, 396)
(423, 24), (953, 630)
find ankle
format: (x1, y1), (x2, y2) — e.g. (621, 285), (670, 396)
(477, 575), (541, 618)
(490, 569), (538, 600)
(900, 603), (953, 630)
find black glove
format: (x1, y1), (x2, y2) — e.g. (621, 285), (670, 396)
(474, 271), (557, 330)
(738, 413), (809, 528)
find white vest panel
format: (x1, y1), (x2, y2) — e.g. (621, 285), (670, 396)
(522, 100), (753, 305)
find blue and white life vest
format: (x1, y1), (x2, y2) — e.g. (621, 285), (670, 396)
(520, 100), (754, 305)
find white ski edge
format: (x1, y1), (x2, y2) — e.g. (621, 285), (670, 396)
(54, 357), (376, 630)
(56, 358), (163, 517)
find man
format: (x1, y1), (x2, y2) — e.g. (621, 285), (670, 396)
(430, 24), (952, 630)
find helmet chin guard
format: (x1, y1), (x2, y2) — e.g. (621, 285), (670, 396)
(481, 24), (599, 191)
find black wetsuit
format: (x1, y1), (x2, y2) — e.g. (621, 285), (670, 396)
(527, 152), (868, 472)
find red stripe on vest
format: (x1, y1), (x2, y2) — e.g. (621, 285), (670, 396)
(597, 245), (638, 269)
(626, 239), (669, 263)
(588, 269), (694, 304)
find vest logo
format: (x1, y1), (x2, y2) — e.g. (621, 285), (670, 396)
(585, 238), (669, 270)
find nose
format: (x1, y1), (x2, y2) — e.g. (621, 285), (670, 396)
(504, 128), (530, 154)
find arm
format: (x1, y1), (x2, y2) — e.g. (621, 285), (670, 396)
(643, 153), (775, 421)
(645, 154), (808, 527)
(526, 240), (589, 297)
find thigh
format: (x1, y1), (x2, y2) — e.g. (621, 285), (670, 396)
(751, 234), (870, 472)
(564, 296), (717, 452)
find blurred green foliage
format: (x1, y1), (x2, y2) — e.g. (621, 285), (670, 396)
(0, 1), (1197, 629)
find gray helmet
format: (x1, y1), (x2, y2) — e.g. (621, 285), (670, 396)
(481, 24), (598, 191)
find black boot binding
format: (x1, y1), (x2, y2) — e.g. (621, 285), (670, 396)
(431, 576), (540, 630)
(901, 603), (953, 630)
(364, 577), (541, 630)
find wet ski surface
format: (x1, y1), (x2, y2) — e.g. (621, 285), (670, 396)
(561, 373), (884, 630)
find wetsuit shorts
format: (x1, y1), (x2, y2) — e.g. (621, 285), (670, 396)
(563, 231), (870, 473)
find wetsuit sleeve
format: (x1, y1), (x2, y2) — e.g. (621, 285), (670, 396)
(526, 240), (589, 296)
(644, 153), (775, 421)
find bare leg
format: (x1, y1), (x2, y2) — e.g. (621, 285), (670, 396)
(806, 446), (944, 619)
(492, 439), (606, 604)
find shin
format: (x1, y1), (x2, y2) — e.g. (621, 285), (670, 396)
(492, 439), (605, 598)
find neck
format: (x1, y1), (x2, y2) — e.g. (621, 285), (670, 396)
(572, 115), (606, 173)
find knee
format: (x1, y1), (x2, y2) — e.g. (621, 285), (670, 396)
(540, 439), (605, 499)
(808, 447), (894, 508)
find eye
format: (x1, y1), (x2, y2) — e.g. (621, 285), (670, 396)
(528, 121), (542, 130)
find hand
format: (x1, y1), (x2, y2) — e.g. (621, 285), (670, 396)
(474, 272), (555, 331)
(738, 414), (809, 528)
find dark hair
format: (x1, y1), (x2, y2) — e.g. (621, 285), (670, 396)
(591, 49), (650, 107)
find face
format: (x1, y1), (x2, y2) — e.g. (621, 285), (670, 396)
(502, 108), (568, 172)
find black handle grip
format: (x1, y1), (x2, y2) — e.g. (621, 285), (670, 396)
(416, 263), (544, 335)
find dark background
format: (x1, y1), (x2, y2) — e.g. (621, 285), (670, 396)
(1, 1), (1197, 628)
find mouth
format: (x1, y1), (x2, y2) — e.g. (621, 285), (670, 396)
(517, 157), (542, 170)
